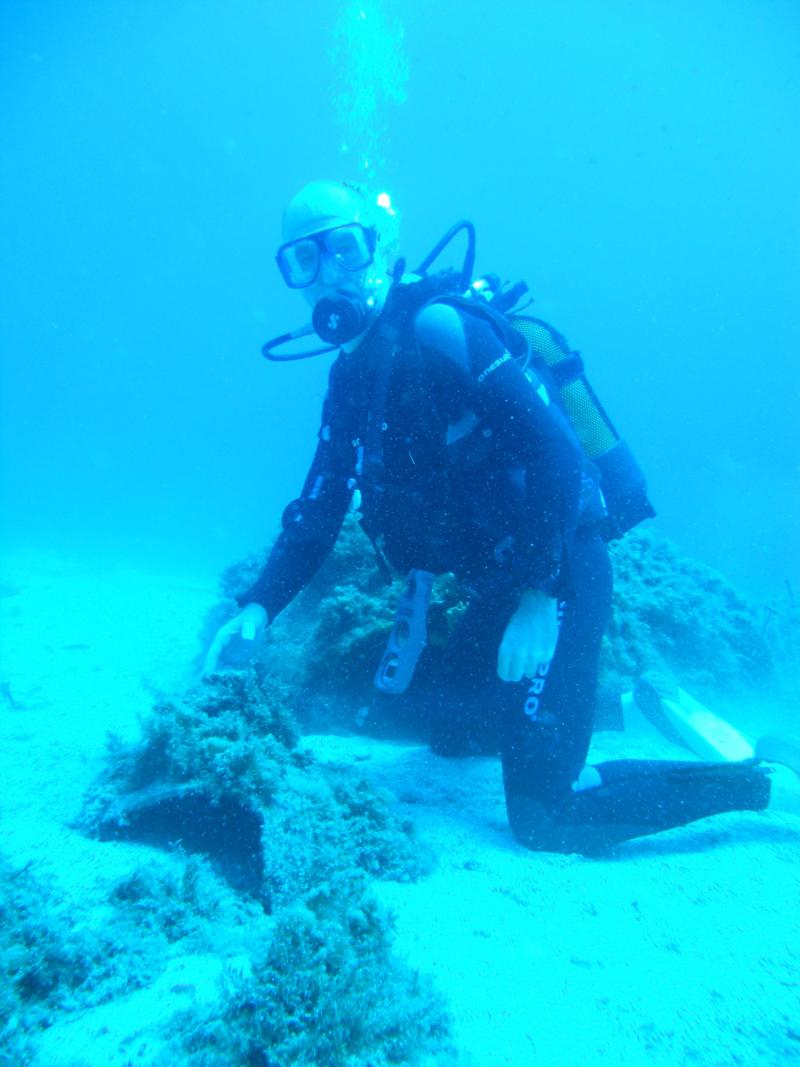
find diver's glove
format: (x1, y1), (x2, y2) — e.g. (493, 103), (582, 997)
(202, 602), (268, 674)
(497, 589), (559, 683)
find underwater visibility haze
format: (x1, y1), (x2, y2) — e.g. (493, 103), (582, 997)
(1, 3), (800, 1065)
(1, 0), (798, 597)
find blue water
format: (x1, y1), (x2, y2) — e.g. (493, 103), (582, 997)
(2, 0), (798, 598)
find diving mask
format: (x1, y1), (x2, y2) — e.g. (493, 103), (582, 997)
(276, 223), (377, 289)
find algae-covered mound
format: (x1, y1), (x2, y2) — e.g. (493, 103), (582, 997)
(94, 669), (299, 809)
(171, 873), (452, 1067)
(0, 853), (169, 1064)
(0, 858), (102, 1061)
(602, 529), (779, 699)
(4, 838), (448, 1066)
(73, 671), (451, 1065)
(83, 671), (431, 906)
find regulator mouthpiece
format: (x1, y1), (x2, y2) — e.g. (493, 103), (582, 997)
(311, 293), (368, 344)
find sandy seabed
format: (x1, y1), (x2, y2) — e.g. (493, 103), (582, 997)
(1, 550), (799, 1066)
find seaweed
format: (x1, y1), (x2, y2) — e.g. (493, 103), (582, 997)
(601, 529), (778, 699)
(67, 666), (449, 1064)
(0, 855), (156, 1062)
(81, 671), (430, 905)
(80, 672), (296, 830)
(169, 874), (454, 1067)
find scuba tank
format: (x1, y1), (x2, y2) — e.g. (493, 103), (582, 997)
(504, 310), (656, 541)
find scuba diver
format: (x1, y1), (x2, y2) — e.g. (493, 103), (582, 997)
(205, 179), (773, 854)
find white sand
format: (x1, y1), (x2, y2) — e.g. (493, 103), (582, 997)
(2, 550), (799, 1066)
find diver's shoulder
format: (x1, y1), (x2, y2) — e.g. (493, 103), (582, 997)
(413, 299), (465, 351)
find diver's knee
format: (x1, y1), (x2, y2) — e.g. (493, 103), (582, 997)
(505, 792), (555, 852)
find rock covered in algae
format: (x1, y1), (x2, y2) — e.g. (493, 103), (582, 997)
(60, 671), (452, 1066)
(3, 843), (451, 1066)
(169, 872), (454, 1067)
(602, 529), (778, 699)
(82, 670), (432, 905)
(0, 850), (258, 1064)
(0, 856), (136, 1061)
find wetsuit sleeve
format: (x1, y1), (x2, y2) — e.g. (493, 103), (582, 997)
(238, 397), (353, 621)
(416, 302), (584, 595)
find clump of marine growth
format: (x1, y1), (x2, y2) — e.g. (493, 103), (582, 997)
(0, 849), (252, 1065)
(0, 856), (133, 1064)
(82, 670), (432, 901)
(75, 671), (451, 1066)
(602, 529), (780, 699)
(170, 871), (452, 1067)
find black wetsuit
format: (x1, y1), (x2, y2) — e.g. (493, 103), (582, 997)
(244, 298), (770, 853)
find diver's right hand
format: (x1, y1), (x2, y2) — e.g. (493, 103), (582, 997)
(202, 603), (268, 675)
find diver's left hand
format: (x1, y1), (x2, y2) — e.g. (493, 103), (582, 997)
(202, 603), (268, 675)
(497, 589), (559, 682)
